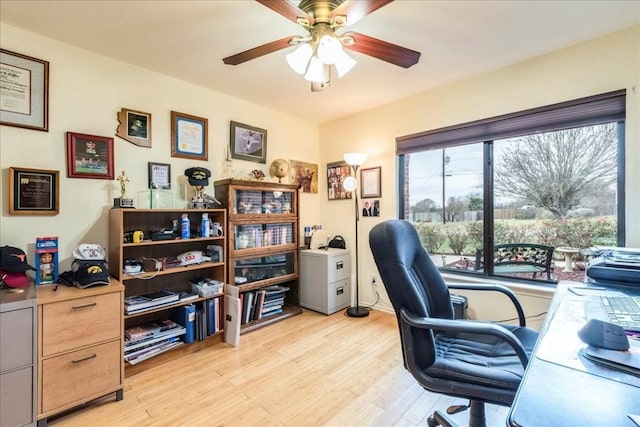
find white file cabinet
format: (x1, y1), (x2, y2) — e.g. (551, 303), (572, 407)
(300, 248), (350, 315)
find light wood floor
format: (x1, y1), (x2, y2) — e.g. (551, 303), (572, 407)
(49, 309), (509, 427)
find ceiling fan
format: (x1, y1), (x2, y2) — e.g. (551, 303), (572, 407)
(222, 0), (421, 91)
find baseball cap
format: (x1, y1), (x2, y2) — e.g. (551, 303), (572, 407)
(0, 269), (31, 288)
(73, 244), (106, 261)
(185, 167), (211, 186)
(0, 246), (36, 273)
(72, 260), (110, 288)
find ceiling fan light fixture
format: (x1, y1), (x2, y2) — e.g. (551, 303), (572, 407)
(303, 55), (327, 83)
(286, 43), (313, 75)
(317, 34), (342, 64)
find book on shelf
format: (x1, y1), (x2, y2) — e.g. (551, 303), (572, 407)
(126, 340), (184, 365)
(124, 334), (185, 360)
(125, 290), (179, 312)
(125, 298), (181, 315)
(261, 307), (283, 318)
(178, 290), (199, 302)
(125, 319), (183, 340)
(125, 326), (186, 352)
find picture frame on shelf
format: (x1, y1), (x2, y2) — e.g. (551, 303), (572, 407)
(9, 167), (59, 215)
(171, 111), (208, 161)
(327, 160), (353, 200)
(229, 121), (267, 163)
(0, 49), (49, 131)
(148, 162), (171, 189)
(116, 108), (152, 147)
(66, 132), (115, 179)
(360, 166), (381, 198)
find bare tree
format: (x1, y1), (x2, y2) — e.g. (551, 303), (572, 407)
(495, 124), (616, 218)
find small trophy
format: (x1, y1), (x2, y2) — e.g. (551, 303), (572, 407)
(113, 170), (134, 208)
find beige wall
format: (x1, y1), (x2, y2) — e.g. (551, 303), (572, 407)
(0, 25), (320, 270)
(319, 26), (640, 318)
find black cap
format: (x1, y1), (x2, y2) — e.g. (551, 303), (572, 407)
(72, 261), (110, 288)
(185, 167), (211, 186)
(0, 246), (36, 273)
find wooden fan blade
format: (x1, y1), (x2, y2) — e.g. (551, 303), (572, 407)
(223, 36), (294, 65)
(330, 0), (394, 27)
(256, 0), (314, 26)
(342, 31), (420, 68)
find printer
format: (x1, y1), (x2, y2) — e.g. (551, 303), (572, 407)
(585, 246), (640, 287)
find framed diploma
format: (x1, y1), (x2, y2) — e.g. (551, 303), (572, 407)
(66, 132), (115, 179)
(171, 111), (208, 161)
(148, 162), (171, 189)
(0, 49), (49, 131)
(360, 166), (381, 198)
(9, 167), (60, 215)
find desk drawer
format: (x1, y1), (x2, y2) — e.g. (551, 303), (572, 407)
(41, 340), (121, 414)
(42, 292), (120, 356)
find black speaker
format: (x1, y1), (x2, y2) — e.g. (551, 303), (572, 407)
(451, 294), (468, 320)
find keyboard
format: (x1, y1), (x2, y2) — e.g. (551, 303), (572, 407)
(600, 295), (640, 332)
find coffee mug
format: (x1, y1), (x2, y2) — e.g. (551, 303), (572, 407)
(133, 230), (144, 243)
(212, 222), (223, 236)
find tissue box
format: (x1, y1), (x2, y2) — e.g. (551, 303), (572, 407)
(190, 278), (224, 297)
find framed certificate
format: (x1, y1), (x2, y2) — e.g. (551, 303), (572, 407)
(9, 167), (59, 215)
(148, 162), (171, 189)
(171, 111), (208, 161)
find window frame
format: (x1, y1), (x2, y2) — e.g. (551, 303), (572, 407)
(397, 91), (626, 283)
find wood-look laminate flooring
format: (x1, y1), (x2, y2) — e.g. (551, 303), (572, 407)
(48, 309), (509, 427)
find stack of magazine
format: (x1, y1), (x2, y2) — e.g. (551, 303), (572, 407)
(124, 319), (186, 365)
(124, 290), (180, 315)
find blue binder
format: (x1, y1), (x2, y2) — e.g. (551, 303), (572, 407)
(172, 304), (195, 344)
(207, 298), (216, 336)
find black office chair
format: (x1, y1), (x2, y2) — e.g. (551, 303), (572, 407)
(369, 220), (539, 427)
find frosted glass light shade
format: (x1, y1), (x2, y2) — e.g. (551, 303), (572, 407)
(343, 176), (357, 192)
(317, 35), (342, 64)
(333, 48), (357, 77)
(304, 56), (326, 83)
(343, 152), (368, 166)
(286, 43), (313, 75)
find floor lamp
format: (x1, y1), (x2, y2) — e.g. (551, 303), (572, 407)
(343, 152), (369, 318)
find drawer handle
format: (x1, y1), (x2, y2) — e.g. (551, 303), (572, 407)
(72, 302), (97, 310)
(71, 354), (97, 363)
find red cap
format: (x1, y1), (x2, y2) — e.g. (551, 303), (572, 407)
(0, 268), (31, 288)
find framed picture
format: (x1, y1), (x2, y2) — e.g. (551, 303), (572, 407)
(9, 167), (59, 215)
(171, 111), (208, 160)
(66, 132), (115, 179)
(230, 121), (267, 163)
(0, 49), (49, 131)
(148, 162), (171, 189)
(116, 108), (152, 147)
(361, 166), (381, 198)
(290, 160), (318, 193)
(362, 200), (380, 217)
(327, 161), (353, 200)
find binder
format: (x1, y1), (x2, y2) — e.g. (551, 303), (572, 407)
(172, 304), (196, 344)
(207, 298), (215, 336)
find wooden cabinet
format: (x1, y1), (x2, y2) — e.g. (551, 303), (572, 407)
(36, 283), (124, 426)
(1, 286), (37, 427)
(108, 208), (227, 371)
(214, 179), (301, 333)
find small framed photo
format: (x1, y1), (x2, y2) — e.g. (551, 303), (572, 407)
(360, 166), (381, 198)
(327, 161), (354, 200)
(116, 108), (152, 147)
(171, 111), (208, 161)
(148, 162), (171, 189)
(9, 167), (60, 215)
(0, 49), (49, 131)
(230, 121), (267, 163)
(66, 132), (115, 179)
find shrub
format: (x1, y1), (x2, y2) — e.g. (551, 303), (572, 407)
(446, 227), (469, 255)
(415, 223), (445, 253)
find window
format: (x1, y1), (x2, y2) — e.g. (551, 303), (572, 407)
(397, 90), (625, 284)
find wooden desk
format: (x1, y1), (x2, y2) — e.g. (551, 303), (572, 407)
(508, 282), (640, 427)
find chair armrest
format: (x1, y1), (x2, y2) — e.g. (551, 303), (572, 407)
(400, 308), (530, 368)
(446, 282), (527, 327)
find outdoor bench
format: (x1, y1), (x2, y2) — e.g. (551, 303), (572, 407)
(475, 243), (554, 280)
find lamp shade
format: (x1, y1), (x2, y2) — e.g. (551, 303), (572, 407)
(304, 56), (326, 83)
(333, 48), (357, 78)
(343, 152), (368, 166)
(317, 35), (342, 64)
(286, 43), (313, 75)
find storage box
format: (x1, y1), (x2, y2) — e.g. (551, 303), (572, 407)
(190, 279), (224, 297)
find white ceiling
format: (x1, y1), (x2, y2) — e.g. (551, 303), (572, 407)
(1, 1), (638, 124)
